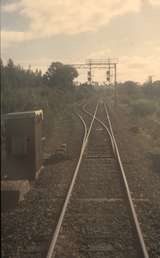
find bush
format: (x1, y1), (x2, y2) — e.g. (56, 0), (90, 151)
(155, 101), (160, 119)
(120, 97), (131, 105)
(130, 99), (157, 117)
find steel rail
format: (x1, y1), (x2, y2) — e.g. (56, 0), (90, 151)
(83, 101), (149, 258)
(46, 104), (99, 258)
(83, 103), (116, 155)
(104, 103), (149, 258)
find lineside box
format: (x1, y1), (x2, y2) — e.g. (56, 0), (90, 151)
(5, 110), (43, 180)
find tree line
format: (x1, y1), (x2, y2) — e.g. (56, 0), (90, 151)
(1, 58), (160, 115)
(1, 59), (78, 91)
(117, 80), (160, 97)
(0, 58), (95, 123)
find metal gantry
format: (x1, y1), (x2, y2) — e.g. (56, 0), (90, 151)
(70, 58), (118, 105)
(70, 58), (118, 85)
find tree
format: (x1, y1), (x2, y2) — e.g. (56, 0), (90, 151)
(1, 58), (44, 113)
(0, 58), (3, 70)
(0, 58), (4, 86)
(119, 80), (139, 95)
(43, 62), (78, 89)
(142, 80), (160, 97)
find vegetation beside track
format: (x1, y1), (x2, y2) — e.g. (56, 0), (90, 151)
(99, 81), (160, 169)
(1, 59), (95, 136)
(1, 59), (160, 141)
(117, 80), (160, 116)
(104, 82), (160, 184)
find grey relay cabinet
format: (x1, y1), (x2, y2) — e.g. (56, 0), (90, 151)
(5, 110), (43, 180)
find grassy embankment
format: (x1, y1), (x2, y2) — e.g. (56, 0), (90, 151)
(119, 93), (160, 153)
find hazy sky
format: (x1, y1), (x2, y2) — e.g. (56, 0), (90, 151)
(1, 0), (160, 83)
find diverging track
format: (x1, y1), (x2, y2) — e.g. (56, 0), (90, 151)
(47, 101), (149, 258)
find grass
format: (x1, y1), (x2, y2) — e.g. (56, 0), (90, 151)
(130, 99), (158, 117)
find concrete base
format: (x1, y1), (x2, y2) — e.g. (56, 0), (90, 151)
(1, 180), (31, 212)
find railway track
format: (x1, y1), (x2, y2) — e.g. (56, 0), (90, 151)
(46, 101), (149, 258)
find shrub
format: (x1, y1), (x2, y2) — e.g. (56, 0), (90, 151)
(130, 99), (157, 117)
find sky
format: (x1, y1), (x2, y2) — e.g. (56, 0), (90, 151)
(1, 0), (160, 83)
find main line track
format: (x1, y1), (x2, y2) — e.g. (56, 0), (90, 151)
(47, 101), (149, 258)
